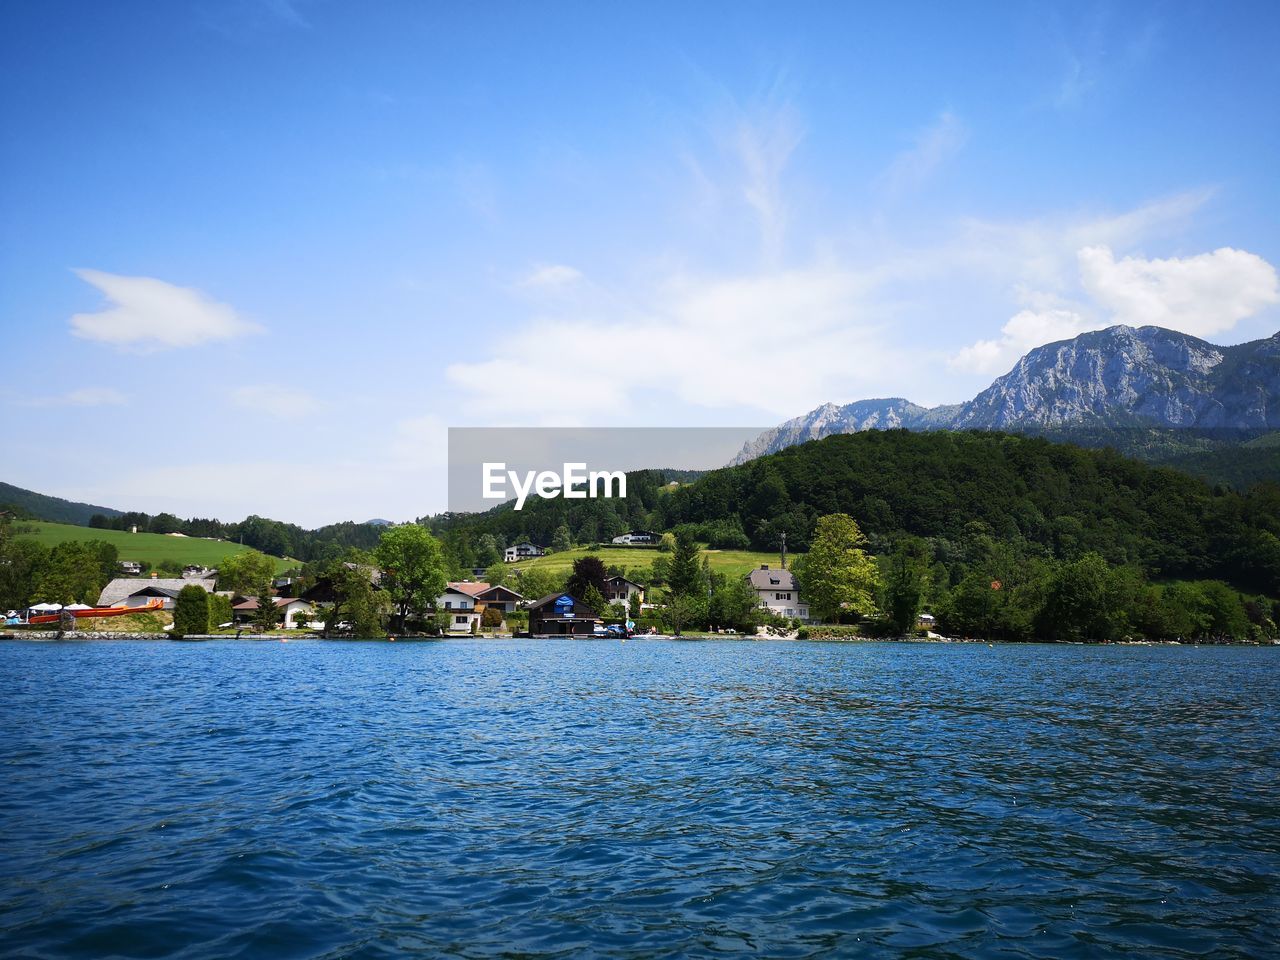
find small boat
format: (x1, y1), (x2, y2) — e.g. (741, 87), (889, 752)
(27, 598), (164, 624)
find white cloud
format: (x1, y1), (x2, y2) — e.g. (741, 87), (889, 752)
(231, 385), (320, 419)
(878, 112), (967, 196)
(449, 264), (904, 421)
(1078, 245), (1279, 337)
(70, 269), (262, 350)
(950, 241), (1279, 374)
(21, 387), (128, 408)
(950, 308), (1094, 374)
(520, 264), (583, 290)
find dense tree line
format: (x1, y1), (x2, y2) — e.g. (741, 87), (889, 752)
(656, 430), (1280, 596)
(87, 512), (384, 562)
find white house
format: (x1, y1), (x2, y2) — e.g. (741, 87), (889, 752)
(503, 542), (545, 562)
(436, 583), (483, 632)
(747, 565), (810, 621)
(232, 597), (318, 630)
(611, 530), (658, 545)
(603, 575), (645, 609)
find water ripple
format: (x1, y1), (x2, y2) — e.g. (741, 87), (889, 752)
(1, 639), (1277, 958)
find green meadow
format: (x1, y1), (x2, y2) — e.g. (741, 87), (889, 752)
(508, 545), (793, 580)
(13, 521), (292, 573)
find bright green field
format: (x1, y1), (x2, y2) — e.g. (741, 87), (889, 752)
(509, 546), (795, 580)
(14, 521), (292, 572)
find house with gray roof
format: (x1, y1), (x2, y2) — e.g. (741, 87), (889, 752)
(747, 565), (810, 621)
(97, 577), (219, 610)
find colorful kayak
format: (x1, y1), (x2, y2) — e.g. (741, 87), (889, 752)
(27, 598), (164, 624)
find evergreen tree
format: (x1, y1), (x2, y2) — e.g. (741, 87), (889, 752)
(667, 532), (704, 598)
(173, 584), (210, 638)
(253, 588), (279, 631)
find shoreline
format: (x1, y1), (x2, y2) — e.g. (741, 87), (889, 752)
(2, 631), (1275, 646)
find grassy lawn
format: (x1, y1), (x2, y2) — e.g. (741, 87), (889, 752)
(508, 545), (794, 580)
(13, 521), (293, 572)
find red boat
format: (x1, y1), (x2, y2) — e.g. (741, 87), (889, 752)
(27, 598), (164, 624)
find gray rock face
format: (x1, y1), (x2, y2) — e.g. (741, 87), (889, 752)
(729, 399), (937, 465)
(732, 325), (1280, 462)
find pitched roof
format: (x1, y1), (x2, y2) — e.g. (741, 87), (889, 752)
(475, 584), (523, 601)
(232, 596), (307, 611)
(447, 581), (491, 597)
(526, 592), (597, 617)
(747, 566), (798, 591)
(605, 575), (645, 589)
(98, 577), (216, 607)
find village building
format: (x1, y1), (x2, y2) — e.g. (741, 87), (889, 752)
(435, 581), (525, 632)
(610, 530), (658, 545)
(232, 597), (318, 630)
(503, 542), (545, 562)
(299, 562), (381, 604)
(603, 575), (645, 609)
(473, 584), (523, 614)
(98, 576), (219, 611)
(747, 565), (810, 621)
(437, 584), (483, 632)
(526, 593), (600, 637)
(118, 560), (143, 576)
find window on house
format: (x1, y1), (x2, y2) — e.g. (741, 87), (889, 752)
(455, 615), (467, 624)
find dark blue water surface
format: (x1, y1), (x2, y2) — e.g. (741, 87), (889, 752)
(1, 639), (1277, 959)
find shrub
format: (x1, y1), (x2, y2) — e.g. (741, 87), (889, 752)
(481, 607), (504, 629)
(173, 585), (210, 638)
(207, 593), (234, 628)
(801, 625), (865, 641)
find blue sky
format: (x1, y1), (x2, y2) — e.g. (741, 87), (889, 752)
(2, 0), (1279, 526)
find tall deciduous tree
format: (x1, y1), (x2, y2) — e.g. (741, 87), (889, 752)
(216, 551), (278, 595)
(567, 555), (608, 600)
(374, 524), (448, 632)
(803, 514), (880, 622)
(883, 537), (931, 633)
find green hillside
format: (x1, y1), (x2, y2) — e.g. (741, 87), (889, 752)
(509, 546), (789, 580)
(0, 481), (121, 526)
(14, 521), (292, 573)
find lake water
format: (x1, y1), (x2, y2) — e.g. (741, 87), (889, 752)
(1, 639), (1277, 959)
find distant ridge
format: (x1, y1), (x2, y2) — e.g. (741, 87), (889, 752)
(733, 325), (1280, 463)
(0, 481), (123, 526)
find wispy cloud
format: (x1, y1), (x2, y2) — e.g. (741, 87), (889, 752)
(20, 387), (129, 408)
(519, 264), (583, 291)
(448, 263), (903, 422)
(231, 385), (321, 419)
(70, 269), (262, 350)
(878, 111), (967, 197)
(734, 99), (803, 264)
